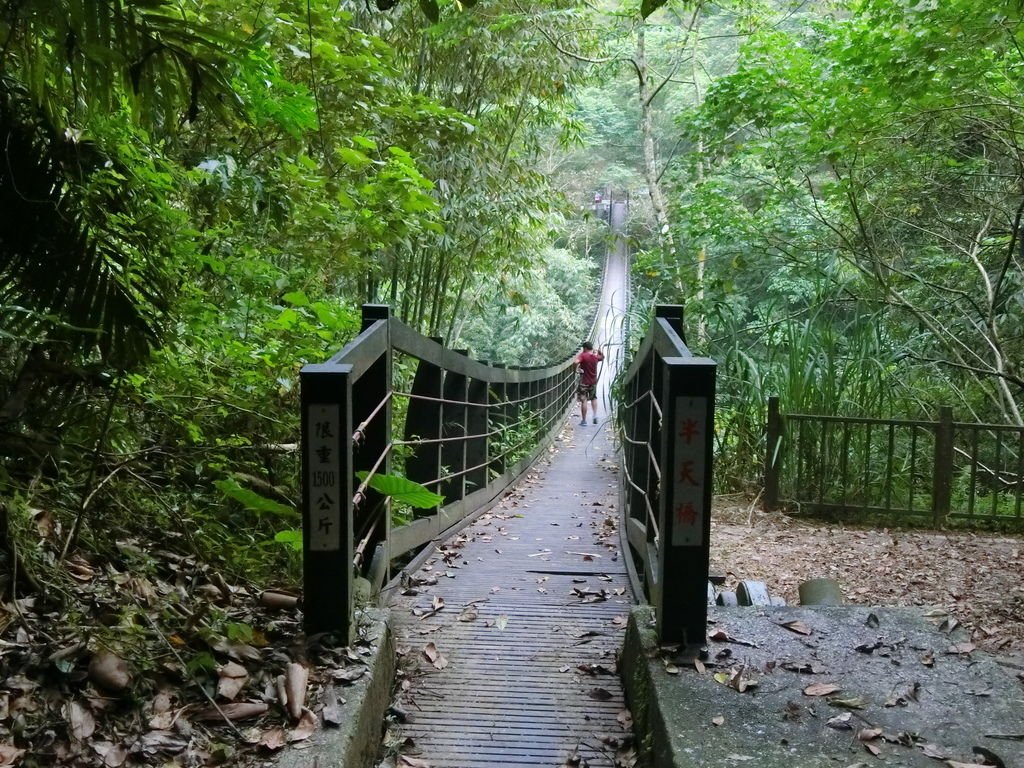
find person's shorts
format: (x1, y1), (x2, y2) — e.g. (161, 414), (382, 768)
(577, 383), (596, 401)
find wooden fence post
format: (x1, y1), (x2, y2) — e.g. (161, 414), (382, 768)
(933, 405), (954, 526)
(764, 396), (782, 510)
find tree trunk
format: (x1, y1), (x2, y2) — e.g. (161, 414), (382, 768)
(636, 22), (675, 273)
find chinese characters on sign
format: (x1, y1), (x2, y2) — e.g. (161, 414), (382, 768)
(671, 396), (707, 546)
(307, 404), (341, 551)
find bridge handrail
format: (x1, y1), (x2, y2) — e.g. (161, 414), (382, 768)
(300, 305), (577, 638)
(618, 305), (716, 645)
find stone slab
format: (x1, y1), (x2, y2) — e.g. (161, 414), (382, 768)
(622, 604), (1024, 768)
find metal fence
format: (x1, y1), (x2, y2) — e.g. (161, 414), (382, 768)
(618, 306), (716, 645)
(300, 305), (578, 638)
(765, 397), (1024, 526)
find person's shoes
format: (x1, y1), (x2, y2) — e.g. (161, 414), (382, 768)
(593, 417), (598, 424)
(579, 420), (587, 426)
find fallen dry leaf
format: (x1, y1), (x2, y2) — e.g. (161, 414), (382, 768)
(857, 728), (882, 741)
(803, 682), (841, 697)
(66, 699), (96, 741)
(322, 684), (344, 727)
(826, 713), (852, 730)
(714, 667), (758, 693)
(829, 696), (867, 710)
(91, 741), (129, 768)
(135, 730), (190, 754)
(708, 629), (757, 647)
(332, 666), (365, 684)
(423, 642), (449, 670)
(216, 661), (248, 701)
(288, 708), (317, 742)
(947, 642), (976, 655)
(0, 746), (25, 767)
(259, 726), (287, 751)
(589, 687), (614, 701)
(780, 620), (813, 636)
(398, 756), (432, 768)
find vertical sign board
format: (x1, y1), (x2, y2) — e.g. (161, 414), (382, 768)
(657, 356), (715, 646)
(671, 396), (707, 546)
(306, 404), (341, 551)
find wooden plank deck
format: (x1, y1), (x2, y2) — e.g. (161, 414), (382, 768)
(387, 417), (636, 767)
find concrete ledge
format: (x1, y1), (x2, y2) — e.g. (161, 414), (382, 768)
(277, 607), (395, 768)
(623, 605), (1024, 768)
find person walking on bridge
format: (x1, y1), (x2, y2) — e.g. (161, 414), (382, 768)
(575, 341), (604, 426)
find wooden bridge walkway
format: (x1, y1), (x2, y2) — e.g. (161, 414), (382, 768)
(386, 229), (635, 766)
(387, 414), (637, 767)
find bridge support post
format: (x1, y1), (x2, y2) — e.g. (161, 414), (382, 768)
(352, 306), (392, 584)
(441, 352), (469, 503)
(466, 375), (489, 494)
(655, 307), (716, 647)
(300, 361), (354, 639)
(405, 338), (444, 506)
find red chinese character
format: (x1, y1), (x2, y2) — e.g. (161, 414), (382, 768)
(675, 502), (698, 527)
(678, 460), (699, 485)
(679, 417), (700, 443)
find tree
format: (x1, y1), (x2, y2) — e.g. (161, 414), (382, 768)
(0, 0), (242, 365)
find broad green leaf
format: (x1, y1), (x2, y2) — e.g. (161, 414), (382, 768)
(355, 472), (444, 509)
(274, 530), (303, 551)
(215, 478), (298, 520)
(336, 147), (371, 168)
(282, 291), (309, 307)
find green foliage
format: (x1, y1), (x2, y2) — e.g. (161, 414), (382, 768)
(214, 478), (298, 520)
(355, 471), (445, 509)
(622, 0), (1024, 492)
(458, 243), (600, 364)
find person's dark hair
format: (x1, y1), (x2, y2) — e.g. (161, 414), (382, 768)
(582, 341), (594, 350)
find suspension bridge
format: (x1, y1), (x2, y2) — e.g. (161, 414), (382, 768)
(296, 198), (716, 766)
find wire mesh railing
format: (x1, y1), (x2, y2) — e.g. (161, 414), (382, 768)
(300, 305), (577, 638)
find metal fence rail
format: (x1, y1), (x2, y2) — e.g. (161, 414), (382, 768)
(300, 305), (577, 638)
(618, 306), (716, 645)
(765, 397), (1024, 525)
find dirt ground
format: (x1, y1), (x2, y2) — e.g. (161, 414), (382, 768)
(709, 499), (1024, 658)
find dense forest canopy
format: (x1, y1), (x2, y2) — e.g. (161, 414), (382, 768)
(3, 0), (1024, 564)
(2, 0), (1024, 763)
